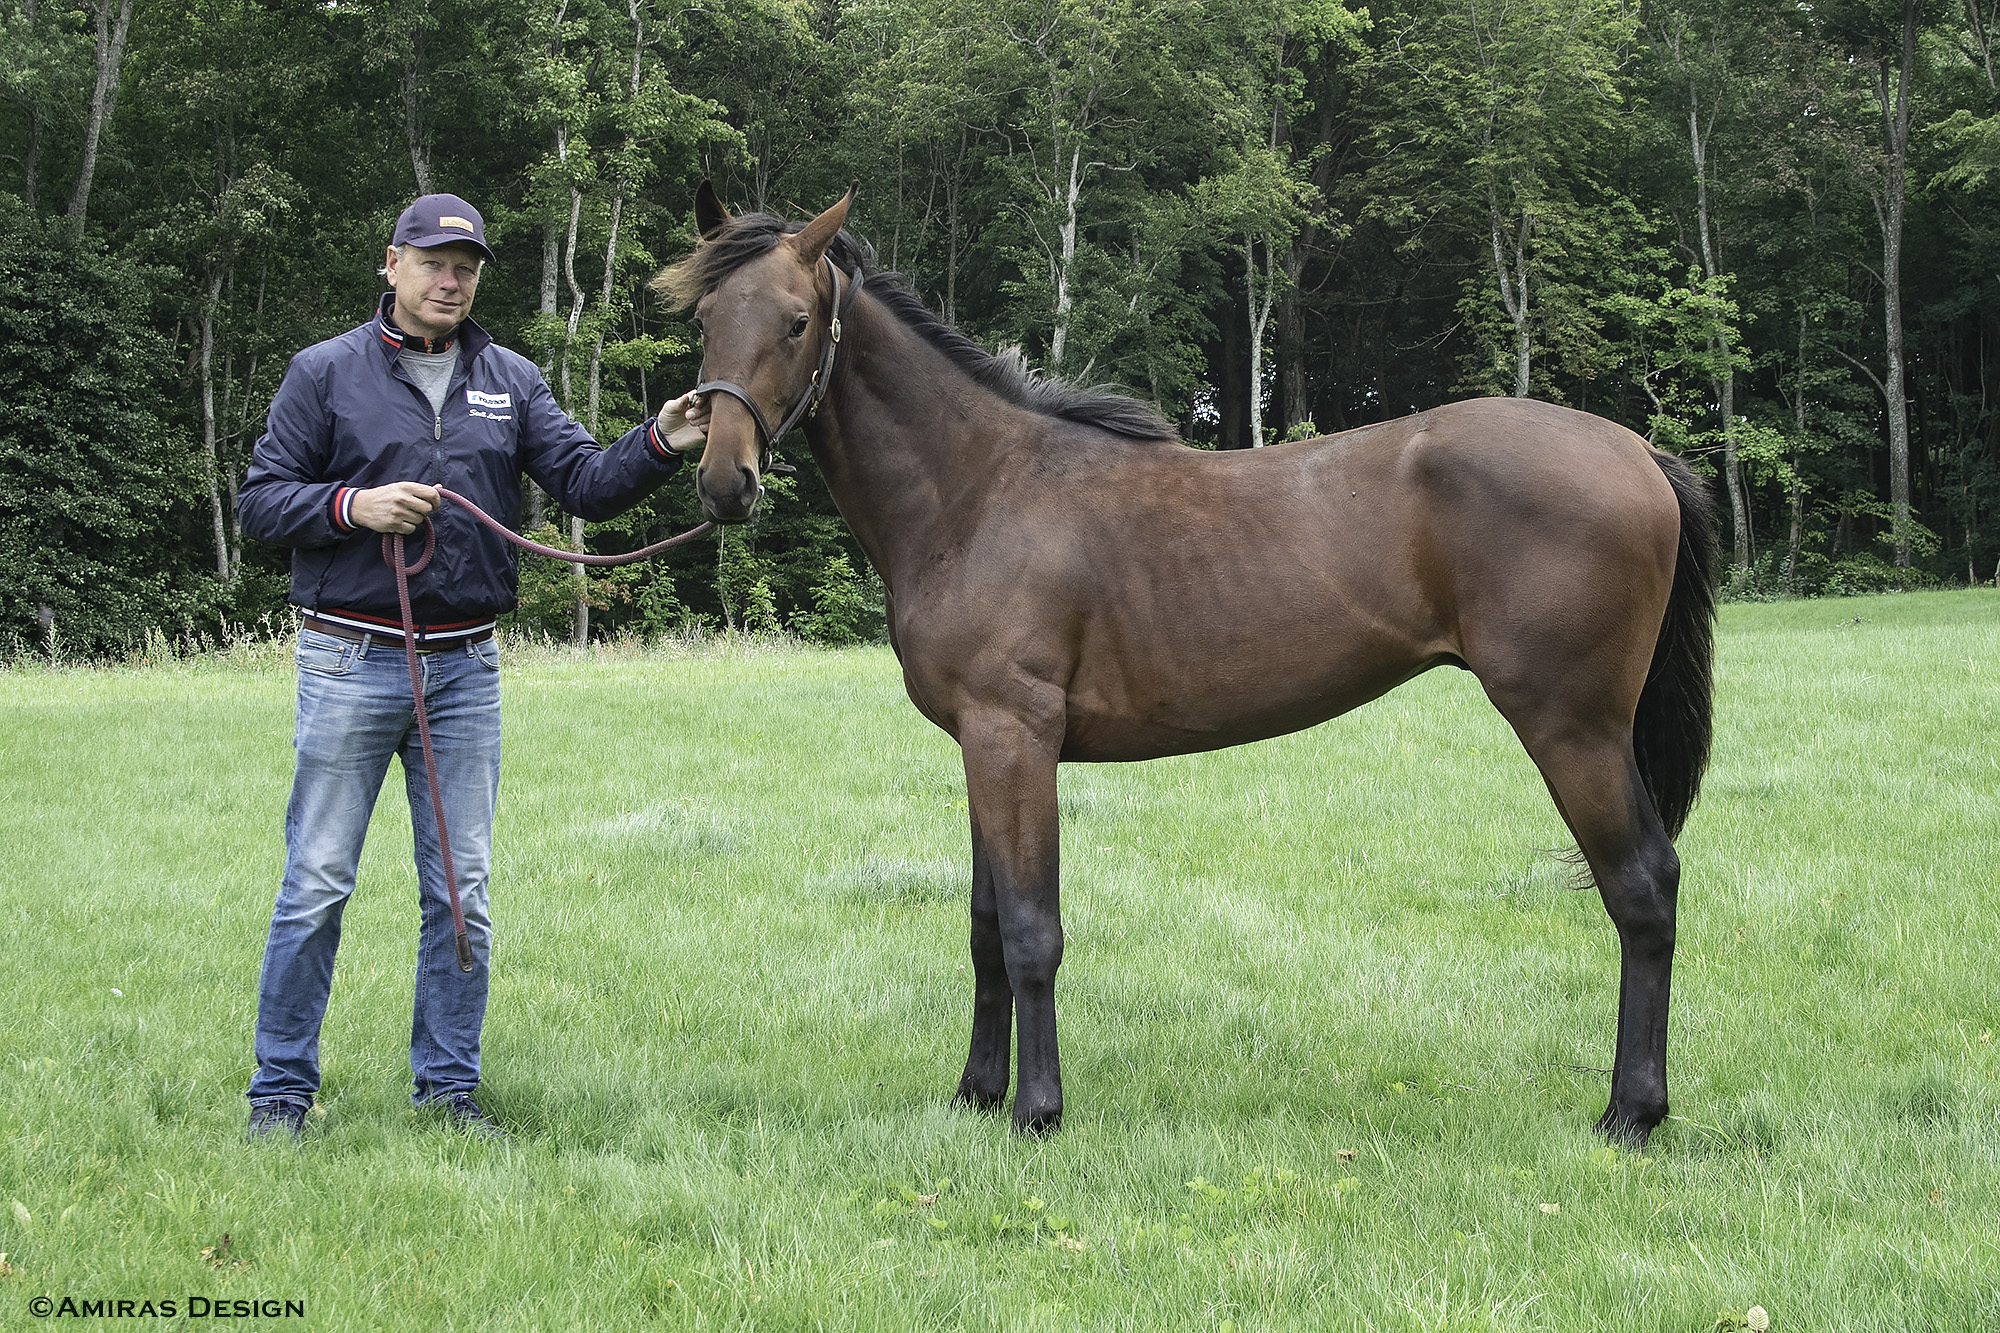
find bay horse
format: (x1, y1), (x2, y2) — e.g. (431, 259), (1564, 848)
(657, 185), (1719, 1146)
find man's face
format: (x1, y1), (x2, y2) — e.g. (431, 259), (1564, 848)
(385, 241), (484, 339)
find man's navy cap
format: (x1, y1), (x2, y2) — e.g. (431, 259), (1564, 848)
(391, 193), (496, 263)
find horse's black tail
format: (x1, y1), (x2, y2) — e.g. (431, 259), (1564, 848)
(1635, 451), (1721, 841)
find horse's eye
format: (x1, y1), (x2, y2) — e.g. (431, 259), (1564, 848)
(789, 314), (810, 338)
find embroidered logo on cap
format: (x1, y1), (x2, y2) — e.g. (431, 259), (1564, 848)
(439, 215), (475, 231)
(467, 390), (512, 408)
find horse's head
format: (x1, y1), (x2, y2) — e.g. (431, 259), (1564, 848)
(656, 183), (857, 524)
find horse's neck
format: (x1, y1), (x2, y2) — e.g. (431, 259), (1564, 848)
(806, 298), (1022, 593)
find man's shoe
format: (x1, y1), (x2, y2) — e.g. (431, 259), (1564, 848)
(246, 1099), (308, 1143)
(428, 1091), (507, 1141)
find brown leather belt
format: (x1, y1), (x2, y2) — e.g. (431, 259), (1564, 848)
(302, 616), (493, 652)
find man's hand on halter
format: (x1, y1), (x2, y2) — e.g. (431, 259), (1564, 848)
(351, 483), (441, 534)
(659, 389), (712, 453)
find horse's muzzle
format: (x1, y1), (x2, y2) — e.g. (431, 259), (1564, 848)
(697, 461), (763, 524)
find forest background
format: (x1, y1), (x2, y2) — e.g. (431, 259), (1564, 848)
(4, 0), (1999, 656)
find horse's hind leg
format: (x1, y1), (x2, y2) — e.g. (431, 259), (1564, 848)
(1499, 718), (1680, 1145)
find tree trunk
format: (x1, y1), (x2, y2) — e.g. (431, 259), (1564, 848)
(540, 219), (561, 352)
(1686, 89), (1751, 570)
(23, 115), (41, 216)
(1969, 0), (1997, 92)
(1277, 249), (1309, 435)
(1488, 189), (1532, 398)
(562, 184), (587, 649)
(1048, 145), (1084, 371)
(559, 188), (582, 402)
(586, 194), (623, 436)
(944, 134), (963, 326)
(199, 267), (230, 581)
(523, 4), (572, 537)
(402, 48), (434, 195)
(19, 0), (40, 213)
(558, 126), (587, 647)
(527, 217), (559, 532)
(571, 515), (588, 645)
(566, 0), (646, 648)
(68, 0), (136, 239)
(1718, 360), (1750, 568)
(1246, 237), (1263, 449)
(1273, 99), (1330, 435)
(1877, 0), (1918, 567)
(1965, 482), (1975, 585)
(585, 0), (642, 440)
(1788, 312), (1807, 585)
(222, 260), (266, 580)
(1218, 279), (1246, 449)
(1245, 234), (1278, 448)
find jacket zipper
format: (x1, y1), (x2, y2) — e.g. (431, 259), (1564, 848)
(434, 410), (442, 441)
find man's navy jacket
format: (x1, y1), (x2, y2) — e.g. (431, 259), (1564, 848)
(240, 295), (682, 628)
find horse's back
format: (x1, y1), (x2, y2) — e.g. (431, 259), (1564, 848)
(1380, 397), (1677, 533)
(904, 397), (1683, 760)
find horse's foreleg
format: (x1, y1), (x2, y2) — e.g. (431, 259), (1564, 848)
(953, 819), (1012, 1111)
(955, 711), (1064, 1134)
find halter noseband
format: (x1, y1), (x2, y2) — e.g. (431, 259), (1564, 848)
(694, 253), (864, 474)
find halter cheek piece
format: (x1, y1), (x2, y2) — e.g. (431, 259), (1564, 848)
(694, 253), (865, 477)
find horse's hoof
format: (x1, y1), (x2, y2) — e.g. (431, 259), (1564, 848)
(953, 1081), (1005, 1113)
(1596, 1103), (1662, 1148)
(1011, 1102), (1062, 1136)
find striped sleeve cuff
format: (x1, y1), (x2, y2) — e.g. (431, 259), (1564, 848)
(330, 486), (358, 532)
(646, 418), (673, 462)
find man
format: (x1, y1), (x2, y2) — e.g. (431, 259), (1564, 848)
(238, 193), (707, 1141)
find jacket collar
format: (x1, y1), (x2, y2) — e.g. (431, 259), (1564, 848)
(374, 292), (491, 360)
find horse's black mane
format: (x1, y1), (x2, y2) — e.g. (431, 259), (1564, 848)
(657, 211), (1178, 442)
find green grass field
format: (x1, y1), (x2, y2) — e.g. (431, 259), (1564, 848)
(1, 590), (1996, 1331)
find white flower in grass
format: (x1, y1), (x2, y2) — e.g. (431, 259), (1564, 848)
(1746, 1306), (1769, 1331)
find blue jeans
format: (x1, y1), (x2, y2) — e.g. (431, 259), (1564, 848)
(248, 628), (502, 1108)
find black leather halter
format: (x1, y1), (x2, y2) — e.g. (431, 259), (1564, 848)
(694, 253), (864, 474)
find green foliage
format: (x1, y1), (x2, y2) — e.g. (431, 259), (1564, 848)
(1603, 269), (1750, 446)
(1822, 552), (1938, 597)
(507, 524), (633, 641)
(0, 211), (219, 657)
(5, 0), (2000, 647)
(631, 567), (684, 640)
(1370, 0), (1640, 399)
(714, 524), (775, 634)
(739, 576), (782, 634)
(1929, 106), (2000, 191)
(793, 551), (867, 646)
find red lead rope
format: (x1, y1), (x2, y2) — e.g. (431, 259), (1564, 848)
(381, 489), (716, 972)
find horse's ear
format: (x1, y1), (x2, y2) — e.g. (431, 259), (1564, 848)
(791, 183), (857, 267)
(694, 181), (731, 239)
